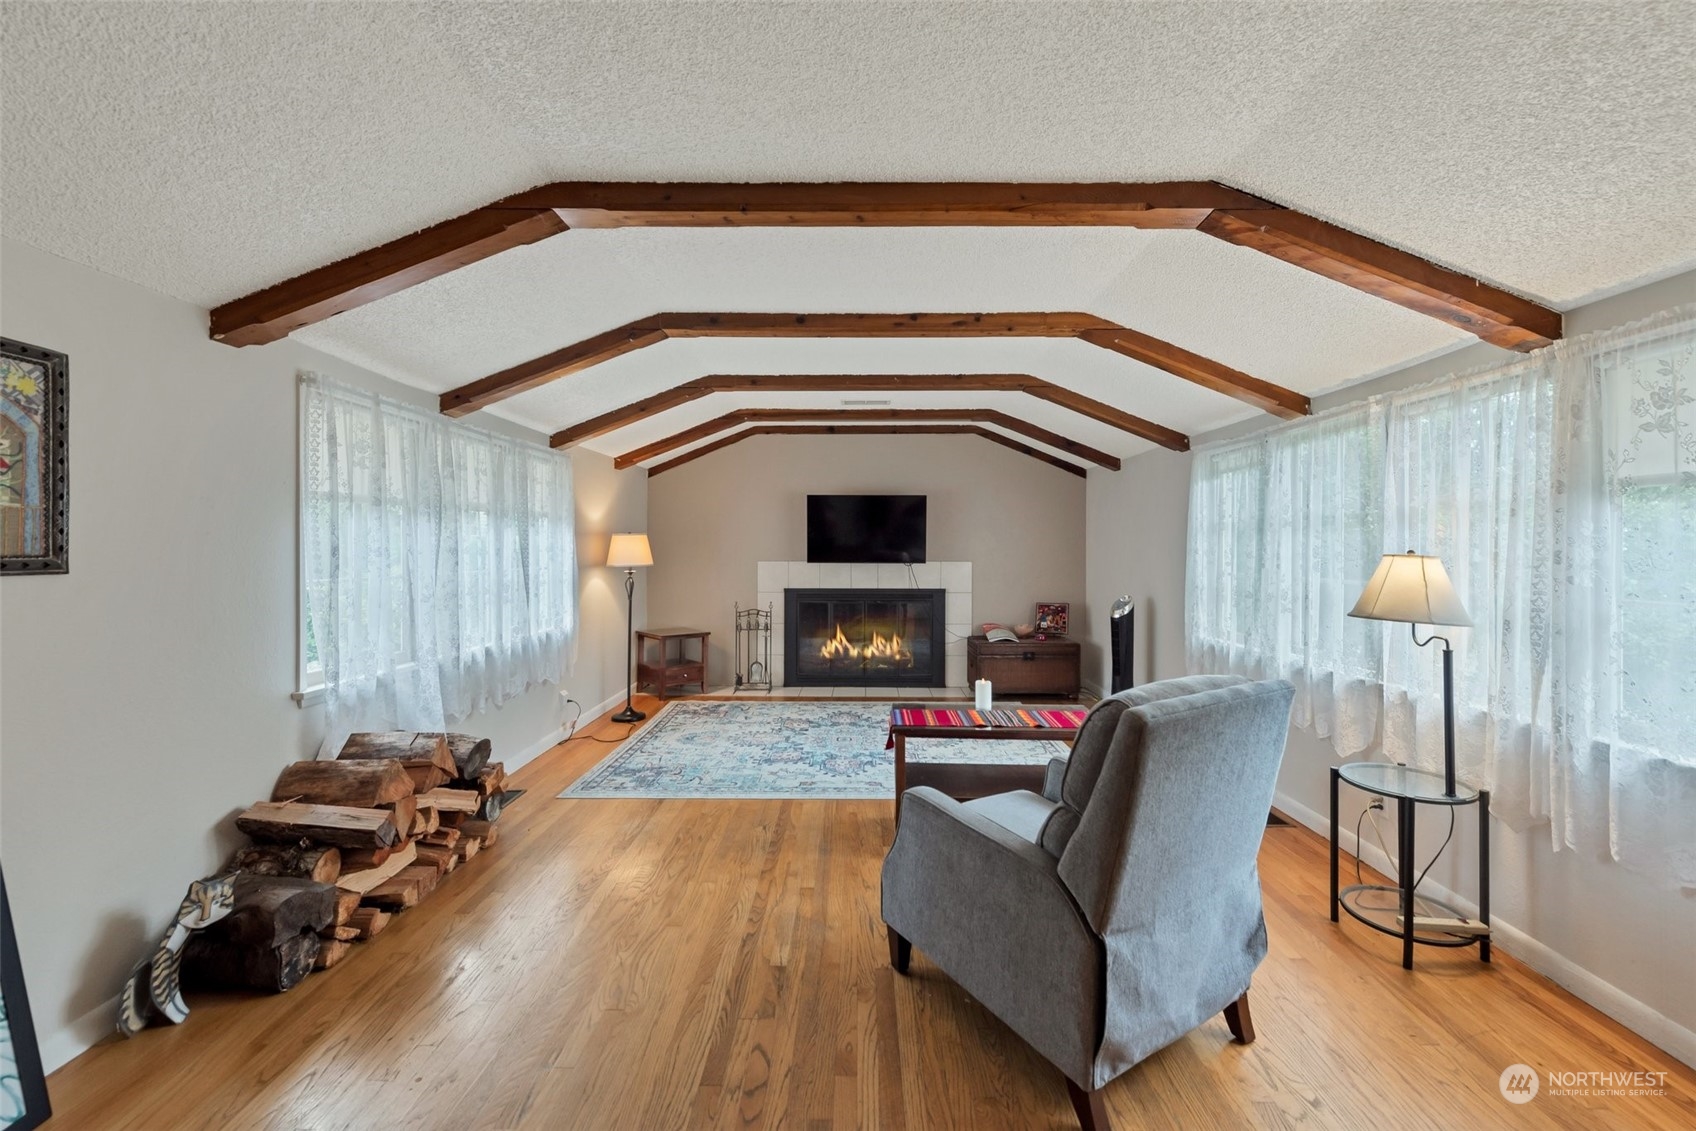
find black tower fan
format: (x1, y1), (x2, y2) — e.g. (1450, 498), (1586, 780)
(1109, 597), (1135, 693)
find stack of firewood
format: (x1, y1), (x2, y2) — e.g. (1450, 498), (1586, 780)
(182, 732), (510, 993)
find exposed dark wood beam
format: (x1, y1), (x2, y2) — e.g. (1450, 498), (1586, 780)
(1199, 209), (1561, 352)
(442, 319), (668, 417)
(445, 312), (1295, 422)
(614, 408), (1121, 470)
(1079, 327), (1310, 420)
(548, 373), (1188, 451)
(208, 208), (565, 347)
(646, 424), (1088, 477)
(548, 384), (716, 447)
(209, 183), (1559, 351)
(1018, 383), (1191, 451)
(491, 181), (1271, 228)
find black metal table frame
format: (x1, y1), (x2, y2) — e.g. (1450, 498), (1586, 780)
(1330, 764), (1491, 970)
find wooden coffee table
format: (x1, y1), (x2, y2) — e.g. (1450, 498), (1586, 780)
(889, 703), (1086, 818)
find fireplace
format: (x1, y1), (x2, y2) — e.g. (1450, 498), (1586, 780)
(785, 588), (946, 687)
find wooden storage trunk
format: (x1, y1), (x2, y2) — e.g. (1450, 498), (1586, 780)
(966, 636), (1081, 698)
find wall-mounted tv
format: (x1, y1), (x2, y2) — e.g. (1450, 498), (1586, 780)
(807, 495), (927, 563)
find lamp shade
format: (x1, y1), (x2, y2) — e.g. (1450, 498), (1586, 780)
(606, 533), (653, 569)
(1348, 552), (1471, 627)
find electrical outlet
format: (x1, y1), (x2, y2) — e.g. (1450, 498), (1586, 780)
(1368, 798), (1385, 811)
(558, 688), (570, 703)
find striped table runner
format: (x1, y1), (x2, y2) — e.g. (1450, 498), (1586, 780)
(886, 706), (1089, 747)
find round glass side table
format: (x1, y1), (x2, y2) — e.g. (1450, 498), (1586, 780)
(1329, 762), (1490, 970)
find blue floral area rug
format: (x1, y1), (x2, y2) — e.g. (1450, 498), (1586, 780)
(560, 700), (1071, 799)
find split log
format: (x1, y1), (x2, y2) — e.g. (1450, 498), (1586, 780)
(463, 762), (505, 797)
(338, 732), (457, 779)
(421, 827), (460, 848)
(183, 932), (319, 993)
(230, 842), (342, 885)
(347, 907), (390, 939)
(458, 818), (497, 842)
(477, 792), (504, 823)
(414, 844), (459, 875)
(196, 875), (338, 949)
(443, 733), (492, 779)
(455, 837), (482, 862)
(271, 760), (412, 808)
(384, 794), (418, 839)
(339, 844), (395, 871)
(333, 890), (362, 925)
(318, 925), (359, 942)
(336, 841), (418, 895)
(438, 810), (466, 830)
(313, 939), (352, 970)
(405, 764), (452, 793)
(410, 805), (440, 838)
(362, 864), (440, 911)
(236, 802), (398, 850)
(417, 788), (480, 813)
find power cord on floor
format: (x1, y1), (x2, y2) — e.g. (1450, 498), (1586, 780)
(563, 698), (639, 743)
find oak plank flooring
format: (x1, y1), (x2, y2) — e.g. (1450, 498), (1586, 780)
(46, 695), (1696, 1129)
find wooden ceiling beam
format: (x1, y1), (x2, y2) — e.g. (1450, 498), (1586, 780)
(209, 208), (564, 347)
(645, 424), (1088, 478)
(444, 311), (1297, 422)
(548, 373), (1188, 452)
(491, 180), (1273, 228)
(1198, 209), (1561, 352)
(1079, 327), (1310, 420)
(614, 408), (1122, 470)
(208, 183), (1560, 352)
(441, 318), (667, 417)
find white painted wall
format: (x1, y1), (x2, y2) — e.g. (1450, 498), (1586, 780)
(1082, 269), (1696, 1066)
(644, 432), (1087, 686)
(0, 238), (646, 1071)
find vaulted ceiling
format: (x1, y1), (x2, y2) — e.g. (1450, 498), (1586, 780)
(5, 2), (1693, 472)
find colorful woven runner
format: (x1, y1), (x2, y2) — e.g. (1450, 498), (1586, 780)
(886, 706), (1089, 747)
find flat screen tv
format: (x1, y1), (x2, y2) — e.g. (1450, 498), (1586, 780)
(807, 495), (927, 563)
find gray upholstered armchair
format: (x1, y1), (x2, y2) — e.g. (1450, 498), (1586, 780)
(881, 676), (1295, 1131)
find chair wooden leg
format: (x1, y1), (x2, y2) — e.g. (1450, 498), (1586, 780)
(1223, 990), (1255, 1044)
(887, 927), (911, 974)
(1065, 1078), (1111, 1131)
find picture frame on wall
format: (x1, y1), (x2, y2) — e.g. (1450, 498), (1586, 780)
(0, 337), (69, 574)
(1, 867), (52, 1131)
(1034, 602), (1070, 637)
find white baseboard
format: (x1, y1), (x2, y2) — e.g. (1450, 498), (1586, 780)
(41, 993), (119, 1074)
(1273, 789), (1696, 1069)
(505, 690), (632, 772)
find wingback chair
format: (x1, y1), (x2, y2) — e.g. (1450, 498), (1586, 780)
(881, 676), (1295, 1131)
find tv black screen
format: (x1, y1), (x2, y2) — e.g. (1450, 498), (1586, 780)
(807, 495), (927, 563)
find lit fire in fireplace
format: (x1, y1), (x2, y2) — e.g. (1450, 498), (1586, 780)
(819, 623), (913, 666)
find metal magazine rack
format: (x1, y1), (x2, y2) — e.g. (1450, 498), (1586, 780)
(734, 603), (774, 691)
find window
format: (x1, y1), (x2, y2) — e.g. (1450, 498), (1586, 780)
(1187, 305), (1695, 876)
(300, 374), (577, 731)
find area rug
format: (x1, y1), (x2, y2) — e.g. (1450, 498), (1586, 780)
(559, 700), (1071, 799)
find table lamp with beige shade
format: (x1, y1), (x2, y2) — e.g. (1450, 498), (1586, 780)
(606, 533), (654, 724)
(1348, 551), (1472, 797)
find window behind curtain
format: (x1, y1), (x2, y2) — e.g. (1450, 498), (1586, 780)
(300, 374), (577, 734)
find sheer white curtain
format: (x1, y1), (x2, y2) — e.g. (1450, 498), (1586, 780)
(1187, 305), (1696, 880)
(301, 374), (577, 749)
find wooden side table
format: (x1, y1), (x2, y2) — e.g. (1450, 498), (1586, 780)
(635, 628), (710, 698)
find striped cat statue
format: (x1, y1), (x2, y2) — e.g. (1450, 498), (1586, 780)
(117, 873), (237, 1037)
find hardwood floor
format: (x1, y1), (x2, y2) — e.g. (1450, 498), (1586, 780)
(47, 696), (1696, 1129)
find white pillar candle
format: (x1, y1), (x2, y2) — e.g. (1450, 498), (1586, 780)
(974, 679), (993, 711)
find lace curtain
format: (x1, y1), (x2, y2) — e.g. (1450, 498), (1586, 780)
(1187, 305), (1695, 880)
(301, 374), (577, 749)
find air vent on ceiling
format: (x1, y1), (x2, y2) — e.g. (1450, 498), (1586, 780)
(840, 398), (893, 407)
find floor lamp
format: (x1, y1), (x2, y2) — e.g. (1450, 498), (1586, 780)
(607, 533), (653, 724)
(1348, 551), (1472, 796)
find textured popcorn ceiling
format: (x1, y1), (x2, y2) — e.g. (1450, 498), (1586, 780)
(5, 1), (1693, 451)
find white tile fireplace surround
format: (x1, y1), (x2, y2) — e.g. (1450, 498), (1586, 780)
(756, 561), (972, 688)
